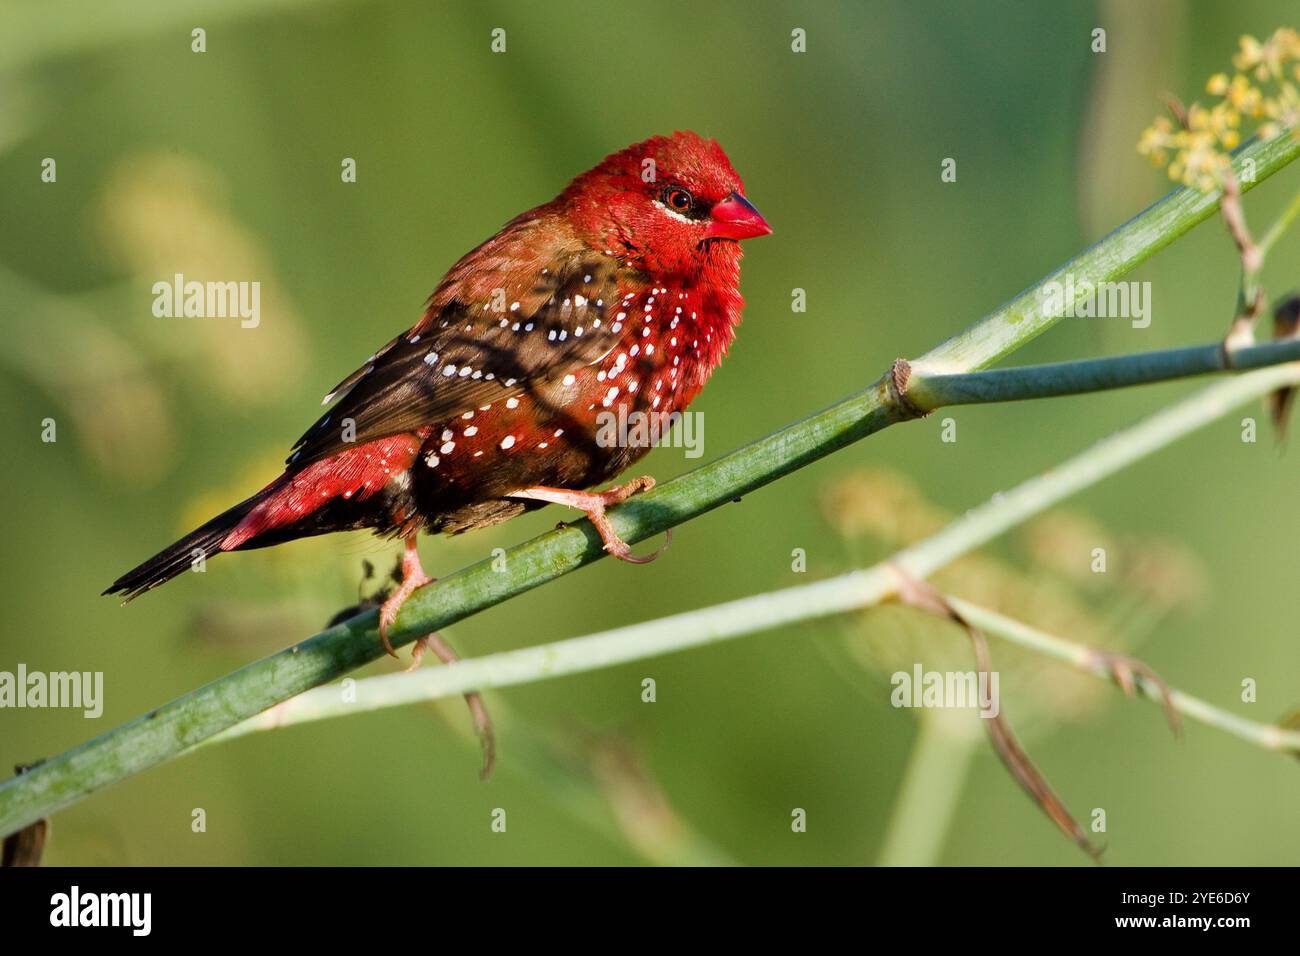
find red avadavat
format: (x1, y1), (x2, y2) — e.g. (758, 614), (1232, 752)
(107, 131), (771, 656)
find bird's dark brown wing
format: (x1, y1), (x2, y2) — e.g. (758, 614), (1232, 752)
(287, 255), (627, 467)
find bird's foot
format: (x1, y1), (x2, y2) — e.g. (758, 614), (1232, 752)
(407, 632), (496, 781)
(509, 476), (669, 564)
(1086, 647), (1183, 738)
(377, 536), (431, 659)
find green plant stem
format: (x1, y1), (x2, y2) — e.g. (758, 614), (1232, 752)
(906, 337), (1300, 408)
(944, 597), (1300, 753)
(910, 135), (1297, 374)
(193, 364), (1300, 754)
(876, 710), (980, 866)
(1, 133), (1297, 838)
(1258, 188), (1300, 258)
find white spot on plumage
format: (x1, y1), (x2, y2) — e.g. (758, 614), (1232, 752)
(443, 365), (457, 376)
(500, 435), (516, 450)
(464, 426), (478, 436)
(506, 397), (519, 409)
(440, 441), (455, 454)
(562, 374), (576, 386)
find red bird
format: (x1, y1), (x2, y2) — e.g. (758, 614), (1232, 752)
(107, 131), (770, 655)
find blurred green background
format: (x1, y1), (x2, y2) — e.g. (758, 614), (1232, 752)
(1, 0), (1297, 866)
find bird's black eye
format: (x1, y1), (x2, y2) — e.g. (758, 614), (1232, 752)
(660, 186), (695, 215)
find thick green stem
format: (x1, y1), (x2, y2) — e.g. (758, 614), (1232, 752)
(1, 133), (1297, 838)
(910, 135), (1298, 375)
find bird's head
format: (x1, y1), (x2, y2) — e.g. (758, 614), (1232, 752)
(561, 131), (771, 278)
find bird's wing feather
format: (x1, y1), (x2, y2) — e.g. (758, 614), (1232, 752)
(287, 254), (626, 467)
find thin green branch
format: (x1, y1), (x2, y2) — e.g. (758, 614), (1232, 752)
(197, 363), (1300, 755)
(944, 597), (1300, 754)
(1257, 188), (1300, 259)
(905, 337), (1300, 408)
(2, 132), (1298, 838)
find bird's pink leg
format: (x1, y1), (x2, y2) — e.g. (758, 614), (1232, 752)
(509, 476), (669, 564)
(377, 534), (431, 658)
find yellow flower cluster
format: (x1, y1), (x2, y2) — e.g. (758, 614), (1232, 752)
(1138, 27), (1300, 191)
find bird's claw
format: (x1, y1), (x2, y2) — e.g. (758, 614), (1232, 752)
(377, 569), (431, 659)
(377, 536), (433, 658)
(509, 475), (668, 564)
(603, 526), (672, 564)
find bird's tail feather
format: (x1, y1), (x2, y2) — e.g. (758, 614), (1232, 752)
(103, 495), (262, 602)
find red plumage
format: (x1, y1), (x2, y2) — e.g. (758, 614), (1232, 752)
(107, 131), (770, 617)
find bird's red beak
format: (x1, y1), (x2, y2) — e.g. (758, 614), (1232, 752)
(705, 191), (772, 241)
